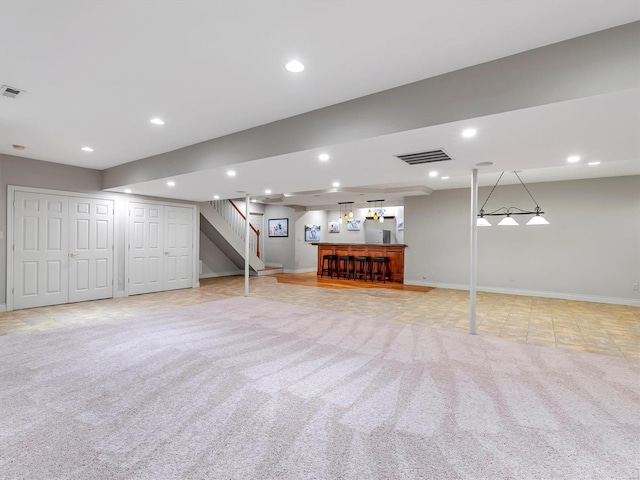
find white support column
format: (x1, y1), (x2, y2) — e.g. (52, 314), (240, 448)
(244, 194), (250, 297)
(470, 168), (478, 334)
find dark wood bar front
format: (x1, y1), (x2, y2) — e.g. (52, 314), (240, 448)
(312, 243), (407, 283)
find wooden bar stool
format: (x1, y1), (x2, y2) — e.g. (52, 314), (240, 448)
(354, 256), (370, 281)
(338, 255), (355, 280)
(321, 254), (338, 278)
(371, 256), (391, 283)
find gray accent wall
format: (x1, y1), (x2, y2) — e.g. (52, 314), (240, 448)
(404, 175), (640, 303)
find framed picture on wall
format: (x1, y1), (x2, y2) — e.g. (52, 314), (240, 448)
(347, 219), (361, 231)
(397, 218), (404, 231)
(268, 218), (288, 237)
(305, 224), (321, 242)
(328, 221), (340, 233)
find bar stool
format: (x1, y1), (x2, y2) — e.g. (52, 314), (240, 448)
(371, 256), (391, 283)
(354, 256), (370, 282)
(338, 255), (355, 280)
(321, 254), (338, 278)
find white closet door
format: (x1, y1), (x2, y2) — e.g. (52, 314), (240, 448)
(129, 203), (164, 295)
(68, 197), (114, 303)
(13, 192), (69, 309)
(164, 205), (193, 291)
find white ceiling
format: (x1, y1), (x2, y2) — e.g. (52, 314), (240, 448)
(1, 0), (639, 207)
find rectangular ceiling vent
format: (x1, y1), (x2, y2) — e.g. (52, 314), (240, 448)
(1, 85), (24, 99)
(396, 149), (452, 165)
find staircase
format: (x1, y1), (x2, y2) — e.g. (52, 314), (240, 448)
(200, 200), (266, 273)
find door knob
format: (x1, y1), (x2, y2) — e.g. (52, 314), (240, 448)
(164, 251), (169, 255)
(69, 252), (76, 258)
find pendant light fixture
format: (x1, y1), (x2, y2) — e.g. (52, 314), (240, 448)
(338, 201), (354, 222)
(477, 171), (549, 227)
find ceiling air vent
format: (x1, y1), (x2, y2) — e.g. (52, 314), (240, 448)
(1, 85), (24, 99)
(395, 149), (452, 165)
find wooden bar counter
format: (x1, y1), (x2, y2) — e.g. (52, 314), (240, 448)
(311, 243), (407, 283)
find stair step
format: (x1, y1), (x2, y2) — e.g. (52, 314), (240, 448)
(257, 267), (283, 276)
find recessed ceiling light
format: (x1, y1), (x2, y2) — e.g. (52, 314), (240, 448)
(213, 195), (220, 200)
(124, 189), (132, 194)
(318, 153), (330, 161)
(12, 144), (25, 150)
(81, 146), (94, 152)
(251, 199), (257, 203)
(567, 155), (581, 163)
(265, 189), (272, 194)
(441, 176), (450, 180)
(167, 181), (175, 187)
(476, 161), (494, 167)
(588, 161), (601, 166)
(150, 118), (165, 125)
(332, 181), (340, 187)
(462, 128), (477, 138)
(285, 60), (305, 73)
(429, 171), (438, 177)
(227, 170), (236, 177)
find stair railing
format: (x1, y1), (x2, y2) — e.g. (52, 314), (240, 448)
(209, 199), (261, 258)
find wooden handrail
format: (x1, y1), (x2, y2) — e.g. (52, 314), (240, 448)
(229, 199), (261, 258)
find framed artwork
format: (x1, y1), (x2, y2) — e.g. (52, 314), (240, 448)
(347, 219), (361, 231)
(397, 218), (404, 231)
(328, 221), (340, 233)
(305, 224), (321, 242)
(268, 218), (288, 237)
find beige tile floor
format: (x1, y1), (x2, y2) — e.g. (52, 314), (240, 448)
(1, 275), (638, 360)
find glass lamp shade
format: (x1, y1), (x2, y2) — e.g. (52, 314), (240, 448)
(527, 215), (550, 225)
(343, 213), (348, 221)
(367, 209), (372, 217)
(477, 217), (492, 227)
(339, 217), (343, 223)
(379, 216), (384, 223)
(498, 216), (519, 226)
(349, 211), (354, 218)
(373, 213), (378, 220)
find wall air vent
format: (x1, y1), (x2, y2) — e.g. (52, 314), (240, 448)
(395, 149), (452, 165)
(1, 85), (24, 99)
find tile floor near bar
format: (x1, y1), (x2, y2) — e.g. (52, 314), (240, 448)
(0, 274), (638, 360)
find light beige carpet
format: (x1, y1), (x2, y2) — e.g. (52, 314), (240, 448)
(0, 296), (638, 479)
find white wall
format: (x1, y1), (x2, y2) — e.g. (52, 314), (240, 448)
(294, 210), (325, 272)
(404, 176), (640, 304)
(263, 205), (297, 269)
(199, 232), (242, 277)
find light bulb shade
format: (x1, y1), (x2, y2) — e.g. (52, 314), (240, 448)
(527, 215), (549, 225)
(343, 213), (348, 221)
(379, 216), (384, 223)
(498, 216), (519, 226)
(373, 213), (378, 220)
(367, 209), (372, 216)
(339, 217), (343, 223)
(477, 217), (492, 227)
(349, 211), (353, 218)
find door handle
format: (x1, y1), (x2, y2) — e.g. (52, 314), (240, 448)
(164, 251), (169, 255)
(69, 252), (76, 258)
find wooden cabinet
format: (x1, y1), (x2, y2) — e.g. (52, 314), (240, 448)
(312, 243), (407, 283)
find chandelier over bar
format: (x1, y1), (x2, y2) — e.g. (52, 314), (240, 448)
(478, 171), (549, 227)
(338, 201), (354, 222)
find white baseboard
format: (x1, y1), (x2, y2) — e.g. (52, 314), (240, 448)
(404, 280), (640, 307)
(266, 263), (283, 268)
(114, 290), (126, 298)
(283, 267), (317, 274)
(0, 303), (6, 313)
(199, 270), (243, 279)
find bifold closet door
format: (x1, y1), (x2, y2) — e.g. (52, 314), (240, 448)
(163, 205), (193, 291)
(13, 192), (69, 310)
(12, 192), (115, 310)
(128, 202), (194, 295)
(129, 203), (164, 295)
(68, 197), (114, 303)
